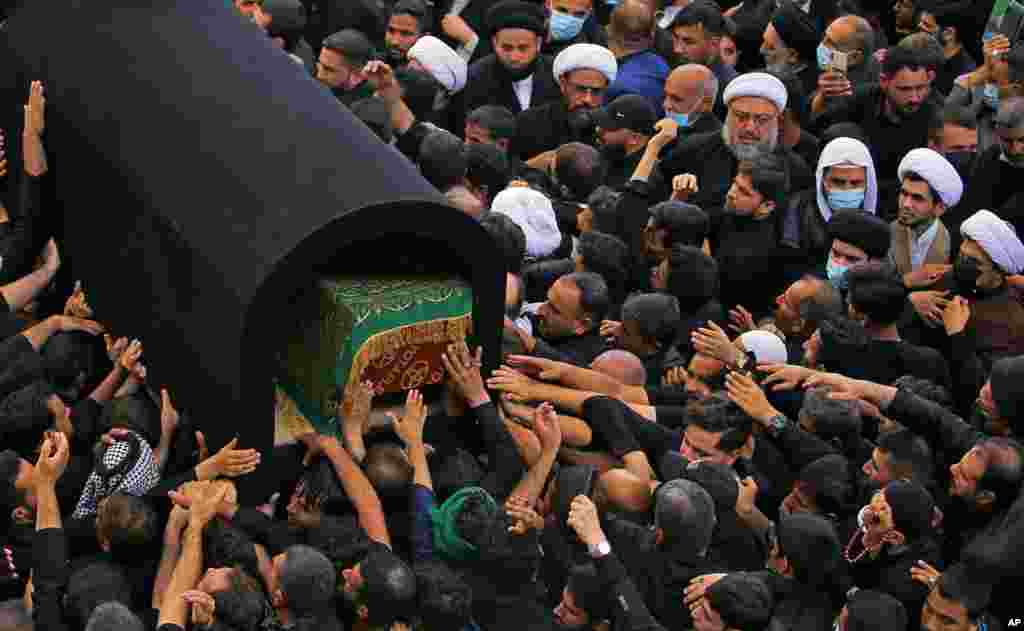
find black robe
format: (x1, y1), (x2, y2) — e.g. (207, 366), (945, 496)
(454, 53), (562, 139)
(659, 129), (814, 213)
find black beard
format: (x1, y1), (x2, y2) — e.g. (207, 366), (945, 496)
(498, 56), (538, 82)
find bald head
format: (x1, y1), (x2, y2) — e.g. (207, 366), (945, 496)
(590, 349), (647, 386)
(824, 15), (874, 66)
(664, 64), (718, 116)
(610, 0), (655, 50)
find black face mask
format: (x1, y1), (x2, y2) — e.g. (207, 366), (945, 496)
(953, 255), (982, 295)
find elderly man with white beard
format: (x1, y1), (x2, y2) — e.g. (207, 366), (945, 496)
(659, 72), (814, 209)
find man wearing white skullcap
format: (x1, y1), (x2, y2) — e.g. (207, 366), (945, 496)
(490, 186), (563, 259)
(407, 36), (468, 93)
(889, 148), (962, 276)
(905, 208), (1024, 362)
(510, 43), (619, 160)
(960, 210), (1024, 278)
(661, 71), (813, 211)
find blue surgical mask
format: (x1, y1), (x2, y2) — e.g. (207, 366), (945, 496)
(983, 83), (1000, 110)
(658, 5), (682, 29)
(827, 256), (850, 290)
(826, 188), (866, 210)
(550, 11), (586, 41)
(606, 0), (620, 5)
(817, 44), (834, 71)
(671, 112), (692, 128)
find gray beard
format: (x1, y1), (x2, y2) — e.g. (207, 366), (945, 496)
(722, 123), (778, 161)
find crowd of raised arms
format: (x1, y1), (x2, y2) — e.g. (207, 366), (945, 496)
(1, 0), (1024, 629)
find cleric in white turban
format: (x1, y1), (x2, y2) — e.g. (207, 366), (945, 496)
(897, 148), (963, 209)
(490, 186), (563, 259)
(552, 43), (618, 83)
(408, 36), (468, 93)
(722, 72), (788, 113)
(960, 209), (1024, 275)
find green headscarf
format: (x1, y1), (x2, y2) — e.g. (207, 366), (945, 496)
(431, 486), (498, 562)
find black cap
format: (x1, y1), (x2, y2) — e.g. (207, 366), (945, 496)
(592, 94), (658, 134)
(487, 0), (547, 37)
(770, 0), (821, 65)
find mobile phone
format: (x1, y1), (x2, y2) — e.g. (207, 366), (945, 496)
(831, 50), (849, 74)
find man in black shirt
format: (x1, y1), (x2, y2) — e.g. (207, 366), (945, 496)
(845, 265), (952, 388)
(812, 46), (943, 215)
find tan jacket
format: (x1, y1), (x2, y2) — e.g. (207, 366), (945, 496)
(890, 219), (951, 276)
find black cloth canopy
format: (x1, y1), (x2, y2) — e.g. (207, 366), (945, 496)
(2, 0), (504, 502)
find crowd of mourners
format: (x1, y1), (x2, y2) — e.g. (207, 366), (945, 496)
(2, 0), (1024, 629)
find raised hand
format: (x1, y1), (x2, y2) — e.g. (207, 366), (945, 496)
(161, 389), (180, 439)
(671, 173), (699, 201)
(34, 431), (69, 485)
(486, 366), (538, 403)
(566, 495), (604, 546)
(649, 118), (679, 152)
(505, 355), (566, 382)
(728, 305), (756, 334)
(63, 281), (93, 319)
(506, 495), (544, 535)
(759, 363), (816, 392)
(691, 320), (741, 366)
(909, 290), (951, 326)
(119, 339), (143, 372)
(943, 296), (971, 336)
(441, 341), (488, 405)
(183, 590), (216, 627)
(390, 389), (427, 448)
(24, 81), (44, 137)
(208, 437), (261, 478)
(725, 371), (777, 425)
(532, 401), (562, 453)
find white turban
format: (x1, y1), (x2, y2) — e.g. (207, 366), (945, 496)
(552, 43), (618, 84)
(722, 72), (787, 113)
(815, 137), (878, 221)
(897, 148), (963, 208)
(491, 187), (562, 258)
(960, 209), (1024, 274)
(738, 330), (788, 365)
(408, 36), (468, 93)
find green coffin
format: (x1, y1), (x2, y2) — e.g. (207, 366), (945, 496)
(276, 276), (474, 435)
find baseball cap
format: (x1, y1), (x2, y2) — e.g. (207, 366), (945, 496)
(592, 94), (657, 134)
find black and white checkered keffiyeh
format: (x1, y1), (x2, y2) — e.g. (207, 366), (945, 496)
(72, 431), (160, 518)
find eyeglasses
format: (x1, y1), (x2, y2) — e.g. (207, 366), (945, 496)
(567, 82), (606, 97)
(730, 109), (776, 128)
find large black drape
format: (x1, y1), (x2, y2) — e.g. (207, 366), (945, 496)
(2, 0), (503, 499)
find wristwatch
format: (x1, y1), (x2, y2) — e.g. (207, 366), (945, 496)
(765, 413), (790, 438)
(732, 349), (756, 373)
(587, 540), (611, 559)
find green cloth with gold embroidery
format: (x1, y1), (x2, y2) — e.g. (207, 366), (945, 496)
(277, 276), (473, 435)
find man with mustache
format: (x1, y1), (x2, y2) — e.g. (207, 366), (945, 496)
(511, 43), (619, 161)
(811, 45), (942, 216)
(660, 72), (813, 211)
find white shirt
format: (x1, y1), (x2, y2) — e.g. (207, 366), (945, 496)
(910, 219), (941, 270)
(513, 75), (534, 111)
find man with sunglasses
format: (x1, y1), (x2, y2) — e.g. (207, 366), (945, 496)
(511, 43), (618, 161)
